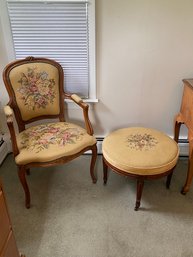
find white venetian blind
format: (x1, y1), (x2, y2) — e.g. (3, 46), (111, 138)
(7, 0), (90, 98)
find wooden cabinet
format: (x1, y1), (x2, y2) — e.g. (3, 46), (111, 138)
(175, 79), (193, 194)
(0, 179), (25, 257)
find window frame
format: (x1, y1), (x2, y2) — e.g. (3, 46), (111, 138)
(1, 0), (97, 102)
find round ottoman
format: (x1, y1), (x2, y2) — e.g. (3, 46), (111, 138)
(102, 127), (179, 210)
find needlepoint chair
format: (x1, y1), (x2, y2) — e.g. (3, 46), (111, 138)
(3, 56), (97, 208)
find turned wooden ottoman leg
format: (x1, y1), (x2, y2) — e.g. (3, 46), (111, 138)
(166, 172), (173, 189)
(135, 179), (144, 211)
(103, 157), (108, 184)
(166, 167), (175, 189)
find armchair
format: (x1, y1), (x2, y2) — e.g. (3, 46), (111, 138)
(3, 57), (97, 208)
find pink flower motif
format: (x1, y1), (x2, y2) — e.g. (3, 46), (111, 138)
(49, 128), (60, 133)
(29, 77), (38, 84)
(29, 85), (38, 93)
(39, 139), (48, 144)
(37, 98), (45, 105)
(62, 132), (71, 141)
(29, 131), (38, 137)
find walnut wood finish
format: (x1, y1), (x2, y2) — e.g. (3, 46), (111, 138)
(103, 156), (175, 211)
(3, 57), (97, 208)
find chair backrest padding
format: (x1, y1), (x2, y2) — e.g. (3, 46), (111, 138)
(3, 57), (65, 129)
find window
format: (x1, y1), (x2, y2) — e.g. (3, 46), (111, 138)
(6, 0), (96, 100)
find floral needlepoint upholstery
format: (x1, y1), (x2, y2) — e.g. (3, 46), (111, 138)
(9, 63), (60, 121)
(127, 133), (158, 151)
(102, 127), (179, 176)
(17, 67), (56, 110)
(16, 122), (96, 165)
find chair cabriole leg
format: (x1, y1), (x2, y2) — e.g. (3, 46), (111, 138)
(18, 166), (31, 208)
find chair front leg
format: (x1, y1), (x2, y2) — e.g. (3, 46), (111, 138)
(90, 144), (97, 183)
(18, 166), (31, 208)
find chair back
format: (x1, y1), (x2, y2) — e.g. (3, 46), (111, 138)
(3, 57), (65, 131)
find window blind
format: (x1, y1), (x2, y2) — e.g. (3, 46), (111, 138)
(7, 0), (90, 98)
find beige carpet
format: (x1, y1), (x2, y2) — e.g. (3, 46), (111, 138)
(0, 154), (193, 257)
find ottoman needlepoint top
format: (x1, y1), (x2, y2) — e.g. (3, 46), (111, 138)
(102, 127), (179, 176)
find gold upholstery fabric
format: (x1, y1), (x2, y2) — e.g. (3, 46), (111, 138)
(15, 122), (96, 165)
(102, 127), (179, 175)
(9, 63), (60, 121)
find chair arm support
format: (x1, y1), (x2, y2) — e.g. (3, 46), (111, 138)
(64, 93), (94, 135)
(4, 105), (19, 156)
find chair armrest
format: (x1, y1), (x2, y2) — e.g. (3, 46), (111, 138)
(4, 105), (19, 156)
(64, 93), (94, 135)
(4, 105), (13, 119)
(71, 94), (83, 104)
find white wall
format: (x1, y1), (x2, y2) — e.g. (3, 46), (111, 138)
(1, 0), (193, 137)
(0, 0), (10, 132)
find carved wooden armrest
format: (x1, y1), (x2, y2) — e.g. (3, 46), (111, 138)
(64, 93), (94, 135)
(4, 105), (19, 156)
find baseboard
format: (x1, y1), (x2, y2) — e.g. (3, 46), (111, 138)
(178, 139), (189, 156)
(0, 134), (12, 165)
(96, 137), (103, 154)
(0, 140), (8, 165)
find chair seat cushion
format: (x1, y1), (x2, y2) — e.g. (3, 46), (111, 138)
(102, 127), (179, 176)
(15, 122), (96, 165)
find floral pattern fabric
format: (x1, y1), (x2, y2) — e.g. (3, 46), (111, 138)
(127, 133), (158, 151)
(17, 67), (56, 110)
(20, 123), (85, 153)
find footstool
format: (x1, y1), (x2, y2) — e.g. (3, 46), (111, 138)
(102, 127), (179, 210)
